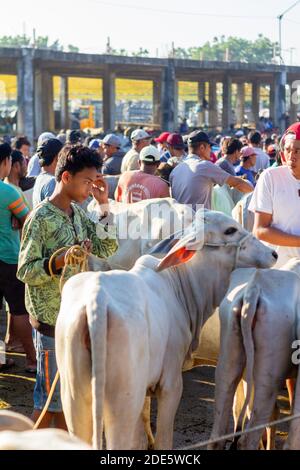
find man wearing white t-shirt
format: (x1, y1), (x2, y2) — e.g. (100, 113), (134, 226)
(249, 122), (300, 405)
(249, 123), (300, 268)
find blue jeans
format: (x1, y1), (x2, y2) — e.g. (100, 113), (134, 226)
(33, 331), (62, 413)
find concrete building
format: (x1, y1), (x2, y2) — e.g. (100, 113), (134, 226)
(1, 47), (299, 142)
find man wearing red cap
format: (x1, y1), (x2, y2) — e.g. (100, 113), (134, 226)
(250, 122), (300, 268)
(165, 133), (186, 166)
(154, 132), (171, 161)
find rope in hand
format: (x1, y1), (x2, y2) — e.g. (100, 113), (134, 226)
(48, 245), (90, 292)
(33, 245), (90, 430)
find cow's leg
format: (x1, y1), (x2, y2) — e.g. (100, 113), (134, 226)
(103, 314), (149, 450)
(238, 321), (291, 450)
(265, 403), (279, 450)
(154, 372), (183, 450)
(56, 310), (93, 445)
(130, 398), (154, 450)
(284, 321), (300, 450)
(285, 370), (300, 450)
(209, 311), (245, 450)
(238, 380), (279, 450)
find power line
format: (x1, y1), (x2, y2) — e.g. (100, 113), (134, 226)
(285, 18), (300, 25)
(87, 0), (275, 20)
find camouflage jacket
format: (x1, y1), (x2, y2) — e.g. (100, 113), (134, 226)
(17, 199), (118, 326)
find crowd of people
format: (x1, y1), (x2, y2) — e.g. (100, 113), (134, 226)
(1, 118), (299, 428)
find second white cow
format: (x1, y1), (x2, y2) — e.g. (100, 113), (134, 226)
(209, 260), (300, 450)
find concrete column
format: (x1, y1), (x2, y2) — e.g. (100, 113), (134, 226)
(60, 77), (69, 130)
(161, 61), (177, 131)
(153, 78), (162, 126)
(103, 66), (116, 132)
(289, 82), (299, 124)
(236, 82), (245, 126)
(17, 48), (35, 143)
(197, 81), (205, 126)
(222, 76), (232, 130)
(35, 70), (55, 136)
(209, 79), (218, 128)
(270, 71), (287, 133)
(251, 81), (260, 126)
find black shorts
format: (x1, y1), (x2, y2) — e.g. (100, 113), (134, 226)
(0, 260), (28, 316)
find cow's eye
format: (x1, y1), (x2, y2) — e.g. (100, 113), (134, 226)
(224, 227), (237, 235)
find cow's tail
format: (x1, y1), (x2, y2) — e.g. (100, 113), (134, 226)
(86, 284), (108, 450)
(236, 272), (260, 433)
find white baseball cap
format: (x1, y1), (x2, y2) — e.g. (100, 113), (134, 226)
(139, 145), (160, 162)
(131, 129), (151, 142)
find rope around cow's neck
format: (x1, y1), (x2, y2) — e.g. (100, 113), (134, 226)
(33, 245), (90, 430)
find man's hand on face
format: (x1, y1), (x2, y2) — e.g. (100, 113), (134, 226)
(90, 174), (109, 206)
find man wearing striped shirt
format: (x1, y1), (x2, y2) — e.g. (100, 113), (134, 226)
(0, 142), (36, 372)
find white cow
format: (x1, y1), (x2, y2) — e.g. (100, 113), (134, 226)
(55, 211), (277, 450)
(0, 410), (91, 449)
(0, 429), (91, 450)
(87, 197), (194, 271)
(232, 193), (254, 232)
(209, 261), (300, 450)
(284, 261), (300, 450)
(0, 410), (33, 432)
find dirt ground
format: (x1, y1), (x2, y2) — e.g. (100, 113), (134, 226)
(0, 309), (289, 449)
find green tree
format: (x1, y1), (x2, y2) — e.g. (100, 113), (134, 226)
(68, 45), (79, 53)
(174, 35), (278, 63)
(0, 34), (78, 52)
(0, 35), (30, 47)
(132, 48), (149, 57)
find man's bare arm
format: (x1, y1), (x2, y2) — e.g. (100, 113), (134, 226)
(253, 211), (300, 247)
(226, 175), (253, 193)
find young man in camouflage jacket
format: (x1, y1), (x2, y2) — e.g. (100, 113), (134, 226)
(17, 144), (118, 429)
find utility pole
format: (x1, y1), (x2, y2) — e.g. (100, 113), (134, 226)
(277, 0), (300, 64)
(290, 47), (296, 65)
(106, 37), (111, 54)
(32, 28), (36, 48)
(171, 42), (175, 58)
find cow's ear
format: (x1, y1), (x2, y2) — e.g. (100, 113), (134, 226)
(156, 245), (196, 272)
(150, 232), (182, 256)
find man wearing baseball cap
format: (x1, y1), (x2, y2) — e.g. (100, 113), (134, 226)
(235, 146), (257, 187)
(66, 129), (81, 145)
(170, 130), (253, 210)
(121, 129), (151, 173)
(115, 145), (169, 203)
(32, 138), (63, 207)
(27, 132), (56, 177)
(154, 132), (171, 160)
(163, 133), (186, 166)
(100, 133), (125, 175)
(154, 131), (170, 147)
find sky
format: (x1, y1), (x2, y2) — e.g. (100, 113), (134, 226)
(3, 0), (300, 64)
